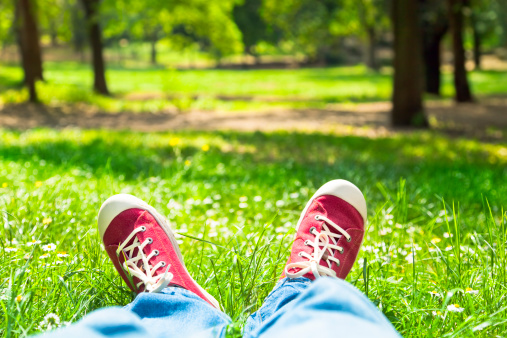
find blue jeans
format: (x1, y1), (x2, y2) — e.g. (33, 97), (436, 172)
(43, 277), (400, 337)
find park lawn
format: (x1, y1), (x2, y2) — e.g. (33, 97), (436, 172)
(1, 62), (507, 113)
(0, 128), (506, 337)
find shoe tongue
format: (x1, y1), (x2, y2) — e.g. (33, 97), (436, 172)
(294, 197), (338, 275)
(117, 237), (147, 290)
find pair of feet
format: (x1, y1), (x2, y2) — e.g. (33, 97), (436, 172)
(97, 179), (367, 310)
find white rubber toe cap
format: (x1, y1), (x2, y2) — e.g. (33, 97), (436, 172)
(311, 179), (367, 223)
(318, 179), (367, 223)
(97, 194), (151, 239)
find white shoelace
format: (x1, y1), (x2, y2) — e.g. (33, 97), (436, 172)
(285, 214), (351, 279)
(116, 225), (173, 292)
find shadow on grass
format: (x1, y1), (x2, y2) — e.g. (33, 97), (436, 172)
(1, 129), (506, 211)
(0, 74), (23, 91)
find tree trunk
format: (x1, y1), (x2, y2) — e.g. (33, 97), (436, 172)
(366, 27), (378, 71)
(71, 2), (87, 55)
(422, 22), (448, 95)
(150, 39), (157, 65)
(471, 14), (481, 70)
(49, 22), (58, 47)
(81, 0), (109, 95)
(391, 0), (427, 127)
(423, 36), (442, 95)
(447, 0), (473, 102)
(15, 0), (44, 102)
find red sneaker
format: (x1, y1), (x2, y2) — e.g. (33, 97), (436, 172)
(97, 194), (221, 309)
(282, 180), (367, 280)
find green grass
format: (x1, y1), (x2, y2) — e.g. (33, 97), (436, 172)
(1, 62), (506, 113)
(1, 128), (507, 337)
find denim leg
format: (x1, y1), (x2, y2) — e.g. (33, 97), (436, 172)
(244, 277), (400, 338)
(243, 277), (312, 336)
(37, 287), (231, 338)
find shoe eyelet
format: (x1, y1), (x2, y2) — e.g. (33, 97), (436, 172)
(298, 252), (303, 257)
(309, 227), (316, 234)
(153, 250), (160, 256)
(339, 248), (344, 254)
(160, 261), (166, 267)
(139, 226), (147, 232)
(346, 237), (352, 243)
(147, 237), (153, 244)
(314, 215), (320, 220)
(304, 240), (309, 245)
(336, 260), (340, 267)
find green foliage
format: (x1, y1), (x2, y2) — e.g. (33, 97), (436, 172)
(0, 1), (14, 46)
(38, 0), (76, 45)
(100, 0), (244, 58)
(331, 0), (389, 37)
(261, 0), (391, 61)
(262, 0), (339, 58)
(233, 0), (271, 54)
(0, 128), (506, 336)
(471, 0), (507, 48)
(2, 0), (507, 64)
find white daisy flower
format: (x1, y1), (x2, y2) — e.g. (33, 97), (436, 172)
(239, 196), (248, 202)
(41, 313), (61, 330)
(253, 196), (262, 202)
(429, 290), (441, 297)
(447, 304), (464, 312)
(4, 247), (17, 252)
(465, 287), (479, 295)
(405, 252), (415, 264)
(42, 243), (56, 252)
(27, 240), (42, 246)
(432, 310), (444, 318)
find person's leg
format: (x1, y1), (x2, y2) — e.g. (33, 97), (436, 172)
(244, 277), (399, 338)
(243, 277), (311, 335)
(43, 287), (230, 338)
(244, 180), (399, 338)
(36, 194), (230, 337)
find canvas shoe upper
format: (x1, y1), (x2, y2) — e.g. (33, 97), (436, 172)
(97, 194), (221, 310)
(282, 180), (367, 280)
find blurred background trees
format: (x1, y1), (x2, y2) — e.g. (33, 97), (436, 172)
(0, 0), (506, 126)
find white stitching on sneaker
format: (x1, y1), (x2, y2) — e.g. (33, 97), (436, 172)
(116, 226), (173, 292)
(285, 214), (352, 279)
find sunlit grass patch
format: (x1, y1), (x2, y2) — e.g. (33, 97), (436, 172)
(1, 63), (506, 113)
(0, 128), (506, 337)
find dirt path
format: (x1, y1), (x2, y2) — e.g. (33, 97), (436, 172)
(1, 98), (506, 140)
